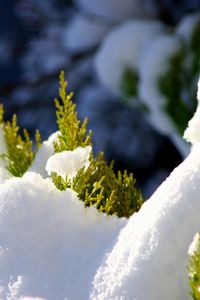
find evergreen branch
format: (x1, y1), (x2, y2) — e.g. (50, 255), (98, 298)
(0, 105), (42, 177)
(52, 71), (144, 218)
(188, 233), (200, 300)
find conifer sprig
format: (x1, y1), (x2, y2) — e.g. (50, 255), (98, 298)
(54, 71), (92, 152)
(188, 234), (200, 300)
(0, 104), (41, 177)
(52, 71), (144, 218)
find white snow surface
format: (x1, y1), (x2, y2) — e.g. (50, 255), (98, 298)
(90, 144), (200, 300)
(75, 0), (157, 22)
(46, 146), (91, 178)
(95, 20), (166, 95)
(63, 13), (110, 53)
(28, 131), (59, 177)
(188, 233), (200, 256)
(0, 172), (126, 300)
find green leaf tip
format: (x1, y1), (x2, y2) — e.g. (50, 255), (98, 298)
(0, 105), (42, 177)
(54, 70), (92, 152)
(188, 233), (200, 300)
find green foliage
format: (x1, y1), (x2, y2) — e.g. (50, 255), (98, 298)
(52, 71), (144, 218)
(191, 21), (200, 75)
(0, 104), (41, 177)
(158, 51), (194, 135)
(121, 68), (139, 99)
(54, 71), (92, 152)
(188, 234), (200, 300)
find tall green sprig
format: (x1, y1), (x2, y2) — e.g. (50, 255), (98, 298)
(0, 104), (41, 177)
(52, 71), (144, 218)
(188, 233), (200, 300)
(54, 71), (92, 152)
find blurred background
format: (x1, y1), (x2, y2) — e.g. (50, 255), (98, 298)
(1, 0), (200, 197)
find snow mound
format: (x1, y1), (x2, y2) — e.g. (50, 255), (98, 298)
(0, 172), (126, 300)
(46, 146), (91, 178)
(95, 20), (166, 94)
(90, 144), (200, 299)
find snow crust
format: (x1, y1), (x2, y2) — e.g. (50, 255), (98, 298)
(90, 144), (200, 300)
(0, 172), (126, 300)
(46, 146), (91, 178)
(95, 20), (166, 95)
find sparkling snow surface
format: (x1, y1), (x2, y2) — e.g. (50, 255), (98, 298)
(90, 144), (200, 300)
(46, 146), (91, 178)
(1, 80), (200, 299)
(89, 80), (200, 300)
(0, 172), (126, 300)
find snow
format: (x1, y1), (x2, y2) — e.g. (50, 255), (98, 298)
(1, 78), (200, 299)
(95, 20), (166, 95)
(74, 0), (157, 22)
(0, 172), (126, 300)
(184, 79), (200, 144)
(89, 79), (200, 300)
(62, 13), (110, 53)
(45, 146), (91, 179)
(176, 13), (200, 44)
(28, 131), (59, 177)
(139, 34), (182, 114)
(188, 233), (200, 256)
(138, 34), (191, 156)
(90, 143), (200, 300)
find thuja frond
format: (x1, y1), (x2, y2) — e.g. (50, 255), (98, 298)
(52, 72), (144, 218)
(188, 234), (200, 300)
(54, 70), (92, 152)
(158, 50), (193, 135)
(0, 104), (42, 177)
